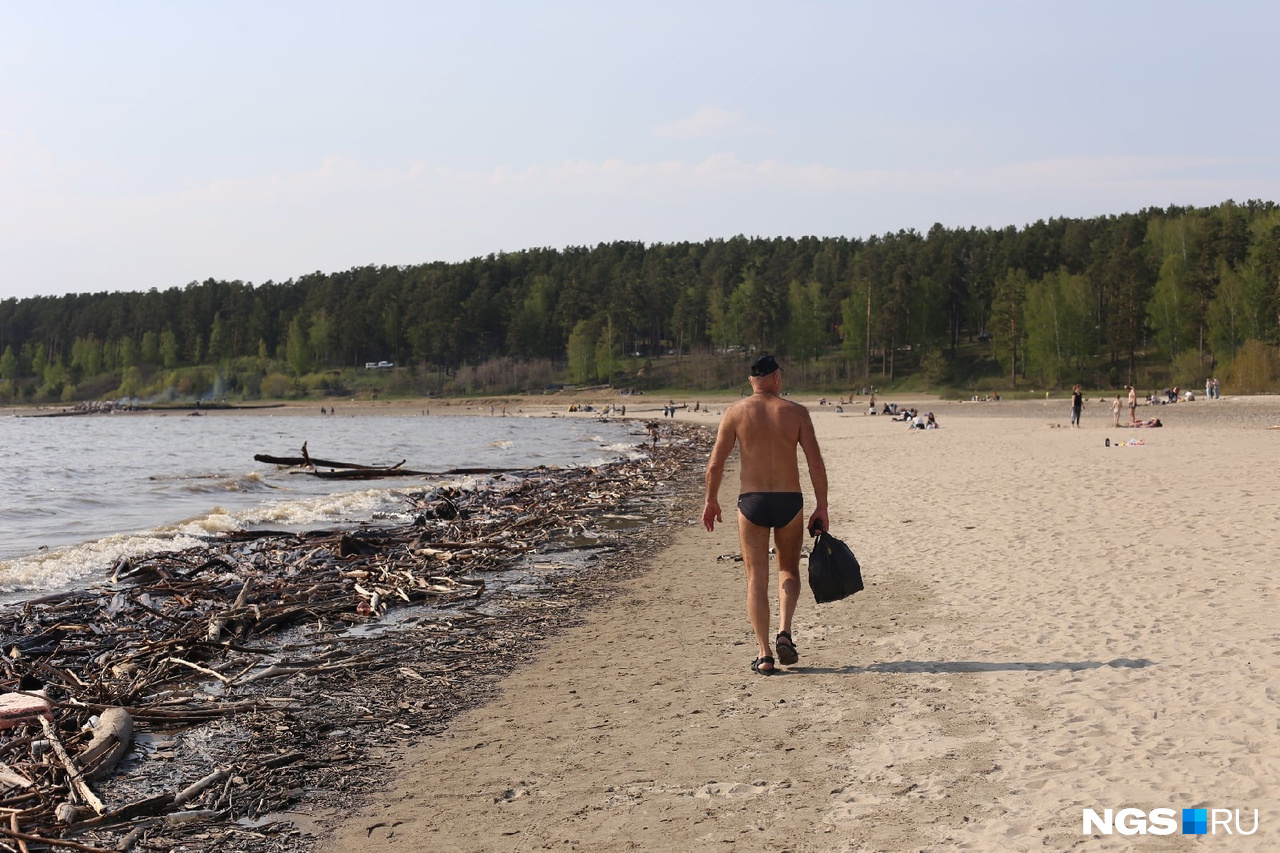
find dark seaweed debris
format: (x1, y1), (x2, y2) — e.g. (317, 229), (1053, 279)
(0, 422), (710, 852)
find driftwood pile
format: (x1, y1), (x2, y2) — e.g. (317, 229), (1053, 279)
(0, 422), (710, 853)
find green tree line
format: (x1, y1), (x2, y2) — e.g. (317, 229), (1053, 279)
(2, 199), (1280, 403)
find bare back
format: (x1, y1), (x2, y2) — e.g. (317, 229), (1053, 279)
(715, 394), (813, 493)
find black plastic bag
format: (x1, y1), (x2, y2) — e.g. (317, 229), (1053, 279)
(807, 529), (863, 603)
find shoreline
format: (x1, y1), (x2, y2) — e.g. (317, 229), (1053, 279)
(2, 389), (935, 420)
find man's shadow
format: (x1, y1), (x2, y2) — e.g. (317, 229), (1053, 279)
(791, 657), (1156, 675)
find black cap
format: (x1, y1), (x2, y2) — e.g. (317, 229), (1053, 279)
(750, 354), (780, 377)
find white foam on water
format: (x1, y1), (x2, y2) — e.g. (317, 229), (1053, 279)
(0, 487), (412, 597)
(0, 532), (211, 597)
(232, 487), (407, 528)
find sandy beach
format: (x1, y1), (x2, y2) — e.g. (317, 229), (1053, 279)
(300, 391), (1279, 852)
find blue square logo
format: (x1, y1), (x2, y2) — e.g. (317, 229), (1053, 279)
(1183, 808), (1207, 835)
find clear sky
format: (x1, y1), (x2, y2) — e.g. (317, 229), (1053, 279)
(3, 1), (1278, 300)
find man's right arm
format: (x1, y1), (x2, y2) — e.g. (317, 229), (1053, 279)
(702, 410), (737, 532)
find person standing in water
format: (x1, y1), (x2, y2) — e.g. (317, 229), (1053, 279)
(702, 355), (830, 675)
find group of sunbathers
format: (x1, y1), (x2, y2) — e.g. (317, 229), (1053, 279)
(886, 407), (938, 428)
(861, 401), (938, 428)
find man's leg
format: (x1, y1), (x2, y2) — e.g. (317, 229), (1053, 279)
(773, 513), (804, 638)
(738, 513), (775, 669)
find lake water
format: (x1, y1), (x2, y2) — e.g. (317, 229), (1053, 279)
(0, 411), (641, 597)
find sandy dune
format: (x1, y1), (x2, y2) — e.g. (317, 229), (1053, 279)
(322, 394), (1278, 851)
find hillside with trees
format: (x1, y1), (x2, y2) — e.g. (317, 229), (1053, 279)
(2, 200), (1279, 404)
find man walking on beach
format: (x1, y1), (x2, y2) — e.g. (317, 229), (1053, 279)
(702, 354), (829, 675)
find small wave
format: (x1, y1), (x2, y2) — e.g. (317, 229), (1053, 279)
(149, 471), (278, 495)
(0, 531), (212, 597)
(179, 471), (279, 495)
(0, 488), (413, 598)
(490, 440), (515, 450)
(598, 442), (640, 454)
(238, 488), (408, 528)
(162, 488), (414, 536)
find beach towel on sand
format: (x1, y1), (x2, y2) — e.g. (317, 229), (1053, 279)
(808, 528), (863, 603)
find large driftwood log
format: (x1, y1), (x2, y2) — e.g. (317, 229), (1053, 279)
(252, 453), (406, 470)
(253, 445), (515, 479)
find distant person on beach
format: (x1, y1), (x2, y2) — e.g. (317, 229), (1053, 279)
(1127, 385), (1138, 422)
(1111, 394), (1122, 427)
(1070, 384), (1083, 428)
(702, 354), (830, 676)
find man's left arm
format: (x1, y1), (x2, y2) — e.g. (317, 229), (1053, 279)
(798, 410), (829, 534)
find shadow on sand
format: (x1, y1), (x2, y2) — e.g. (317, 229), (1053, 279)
(790, 657), (1156, 675)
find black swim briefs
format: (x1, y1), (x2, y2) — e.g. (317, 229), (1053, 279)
(737, 492), (803, 529)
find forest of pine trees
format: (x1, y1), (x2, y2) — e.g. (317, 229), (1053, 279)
(2, 200), (1279, 404)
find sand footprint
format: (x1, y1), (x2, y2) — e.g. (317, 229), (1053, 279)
(692, 780), (785, 799)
